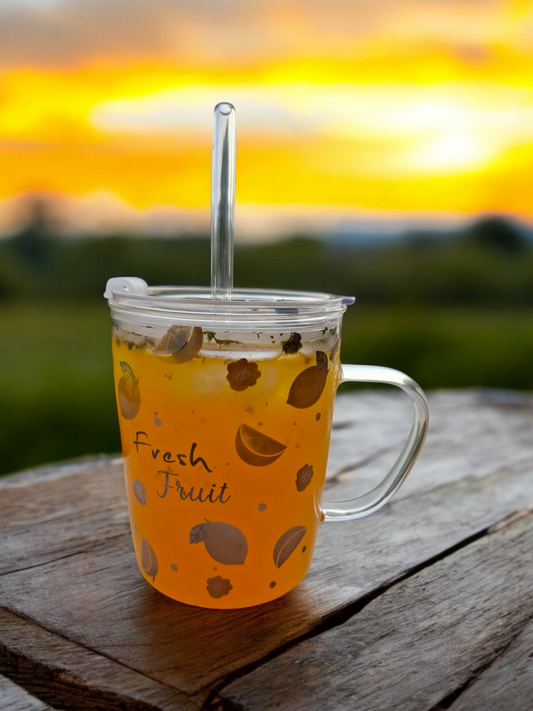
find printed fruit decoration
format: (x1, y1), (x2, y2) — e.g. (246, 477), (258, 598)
(141, 536), (159, 581)
(118, 361), (141, 419)
(226, 359), (262, 391)
(235, 424), (287, 466)
(207, 575), (233, 598)
(287, 351), (328, 409)
(296, 464), (314, 492)
(152, 325), (203, 364)
(273, 526), (307, 568)
(132, 478), (147, 505)
(190, 520), (248, 565)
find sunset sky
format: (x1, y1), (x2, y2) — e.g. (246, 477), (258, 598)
(0, 0), (532, 238)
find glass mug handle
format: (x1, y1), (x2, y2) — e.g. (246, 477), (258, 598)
(322, 365), (429, 522)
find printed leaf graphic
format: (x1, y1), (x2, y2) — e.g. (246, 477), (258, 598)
(316, 351), (328, 371)
(190, 523), (207, 544)
(273, 526), (307, 568)
(141, 536), (159, 582)
(120, 361), (135, 380)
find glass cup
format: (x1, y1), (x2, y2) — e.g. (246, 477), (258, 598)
(105, 282), (428, 609)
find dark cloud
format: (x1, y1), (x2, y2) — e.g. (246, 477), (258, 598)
(0, 0), (175, 67)
(0, 0), (284, 68)
(0, 0), (513, 69)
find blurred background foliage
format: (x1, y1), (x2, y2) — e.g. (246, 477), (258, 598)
(1, 208), (532, 475)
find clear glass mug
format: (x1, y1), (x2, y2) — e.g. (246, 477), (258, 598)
(105, 279), (429, 609)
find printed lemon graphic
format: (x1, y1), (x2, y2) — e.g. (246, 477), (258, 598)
(118, 361), (141, 419)
(287, 351), (328, 409)
(235, 424), (287, 467)
(141, 536), (159, 581)
(190, 520), (248, 565)
(152, 325), (203, 364)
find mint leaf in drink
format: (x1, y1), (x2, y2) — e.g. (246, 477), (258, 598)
(282, 332), (302, 355)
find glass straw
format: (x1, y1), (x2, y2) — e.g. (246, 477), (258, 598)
(210, 102), (236, 300)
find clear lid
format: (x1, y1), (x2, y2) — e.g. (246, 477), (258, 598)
(105, 278), (355, 330)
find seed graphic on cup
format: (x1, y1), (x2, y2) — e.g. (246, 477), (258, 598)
(118, 361), (141, 419)
(273, 526), (307, 568)
(235, 424), (287, 466)
(287, 351), (329, 409)
(141, 536), (159, 581)
(190, 520), (248, 565)
(152, 325), (203, 364)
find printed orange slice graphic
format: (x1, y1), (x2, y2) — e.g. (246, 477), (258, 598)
(152, 325), (203, 364)
(235, 424), (287, 467)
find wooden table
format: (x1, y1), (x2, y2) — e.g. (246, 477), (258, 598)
(1, 390), (533, 711)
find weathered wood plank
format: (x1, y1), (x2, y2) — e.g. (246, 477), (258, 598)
(0, 608), (200, 711)
(0, 672), (53, 711)
(327, 390), (533, 503)
(447, 614), (533, 711)
(0, 462), (128, 575)
(0, 455), (118, 489)
(2, 390), (532, 706)
(217, 511), (533, 711)
(1, 455), (532, 697)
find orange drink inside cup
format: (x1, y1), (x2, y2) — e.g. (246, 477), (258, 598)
(110, 306), (342, 608)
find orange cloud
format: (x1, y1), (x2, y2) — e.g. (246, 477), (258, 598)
(0, 0), (532, 229)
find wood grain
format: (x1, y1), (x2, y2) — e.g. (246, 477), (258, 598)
(447, 614), (533, 711)
(0, 672), (53, 711)
(0, 609), (199, 711)
(327, 390), (533, 502)
(0, 461), (127, 576)
(1, 442), (532, 695)
(218, 511), (533, 711)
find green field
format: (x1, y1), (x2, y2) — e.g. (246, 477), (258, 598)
(2, 300), (532, 476)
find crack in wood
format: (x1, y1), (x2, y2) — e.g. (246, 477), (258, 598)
(427, 610), (533, 711)
(0, 608), (193, 710)
(487, 508), (533, 534)
(0, 534), (127, 578)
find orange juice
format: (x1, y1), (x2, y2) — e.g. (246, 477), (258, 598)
(112, 323), (341, 608)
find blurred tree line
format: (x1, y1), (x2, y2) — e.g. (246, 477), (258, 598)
(0, 202), (531, 306)
(1, 201), (532, 476)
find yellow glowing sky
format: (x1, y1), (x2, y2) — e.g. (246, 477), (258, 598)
(0, 0), (532, 234)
